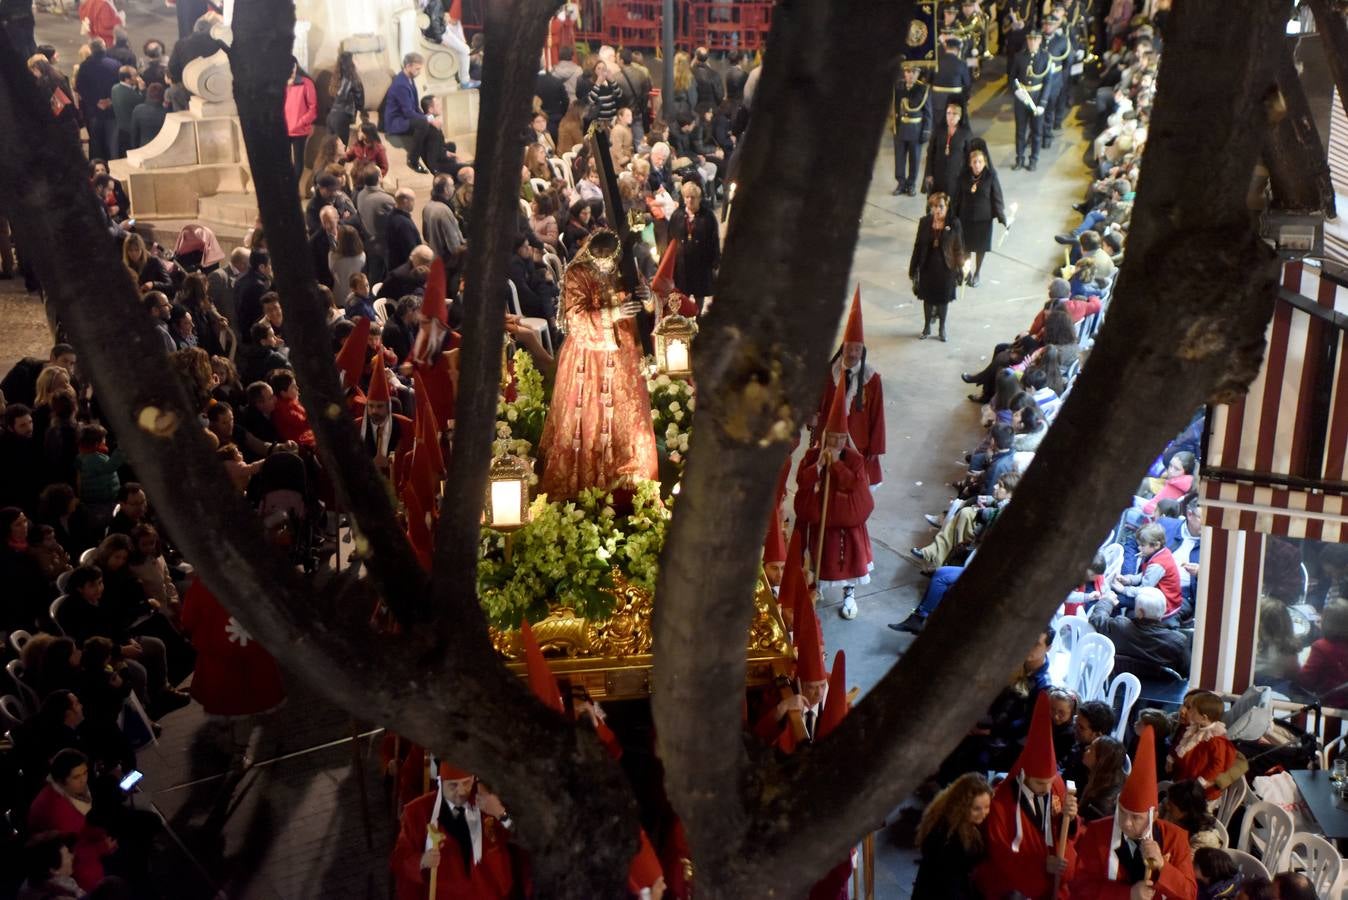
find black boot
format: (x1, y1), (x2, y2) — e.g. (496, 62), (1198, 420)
(920, 301), (932, 339)
(1012, 157), (1024, 170)
(887, 613), (927, 634)
(938, 307), (948, 342)
(1026, 158), (1038, 172)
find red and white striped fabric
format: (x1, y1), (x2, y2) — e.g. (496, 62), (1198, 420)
(1206, 261), (1348, 481)
(1201, 480), (1348, 542)
(1191, 525), (1264, 695)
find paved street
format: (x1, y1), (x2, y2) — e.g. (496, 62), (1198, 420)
(0, 14), (1094, 893)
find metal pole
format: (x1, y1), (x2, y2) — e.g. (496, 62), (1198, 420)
(662, 0), (675, 120)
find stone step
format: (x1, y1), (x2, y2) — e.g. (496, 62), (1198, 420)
(197, 191), (259, 229)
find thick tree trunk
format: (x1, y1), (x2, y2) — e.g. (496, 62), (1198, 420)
(230, 0), (427, 624)
(1266, 39), (1336, 214)
(651, 1), (913, 893)
(431, 0), (551, 637)
(707, 1), (1288, 895)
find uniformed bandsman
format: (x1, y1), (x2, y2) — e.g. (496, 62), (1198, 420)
(1040, 14), (1071, 148)
(893, 63), (932, 197)
(957, 0), (989, 79)
(1009, 28), (1050, 171)
(931, 30), (972, 126)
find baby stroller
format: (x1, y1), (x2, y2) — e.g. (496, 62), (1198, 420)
(247, 451), (325, 573)
(170, 224), (226, 274)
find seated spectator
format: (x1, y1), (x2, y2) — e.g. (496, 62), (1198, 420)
(218, 443), (263, 492)
(911, 472), (1016, 573)
(26, 749), (113, 891)
(1011, 403), (1047, 452)
(1166, 691), (1236, 800)
(344, 123), (389, 176)
(381, 294), (420, 365)
(268, 370), (316, 450)
(127, 524), (179, 613)
(1115, 522), (1183, 617)
(1191, 846), (1240, 899)
(344, 273), (378, 322)
(21, 634), (81, 699)
(1161, 780), (1223, 850)
(238, 321), (290, 387)
(74, 425), (126, 528)
(106, 482), (149, 538)
(561, 200), (595, 258)
(36, 483), (99, 561)
(1, 402), (44, 512)
(1064, 555), (1107, 617)
(507, 232), (559, 324)
(911, 773), (993, 898)
(1272, 873), (1317, 900)
(1138, 451), (1197, 519)
(27, 521), (72, 584)
(16, 831), (83, 900)
(378, 244), (433, 301)
(937, 627), (1053, 782)
(1298, 600), (1348, 708)
(1088, 586), (1191, 675)
(1062, 699), (1115, 789)
(1078, 735), (1127, 819)
(1048, 688), (1078, 762)
(531, 192), (561, 252)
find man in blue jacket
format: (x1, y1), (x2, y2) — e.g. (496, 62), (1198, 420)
(385, 53), (435, 173)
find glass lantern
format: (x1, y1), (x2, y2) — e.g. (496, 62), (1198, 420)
(653, 313), (697, 380)
(484, 454), (532, 531)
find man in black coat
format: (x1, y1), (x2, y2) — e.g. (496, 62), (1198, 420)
(929, 36), (972, 127)
(724, 50), (749, 102)
(1088, 589), (1191, 675)
(535, 68), (568, 140)
(1010, 29), (1049, 171)
(690, 47), (724, 109)
(0, 343), (76, 409)
(305, 174), (366, 240)
(384, 188), (423, 273)
(665, 181), (720, 310)
(893, 63), (931, 196)
(75, 40), (121, 161)
(233, 249), (273, 341)
(1039, 14), (1071, 148)
(168, 16), (225, 83)
(309, 205), (338, 289)
(506, 233), (558, 322)
(0, 405), (43, 513)
(378, 246), (433, 301)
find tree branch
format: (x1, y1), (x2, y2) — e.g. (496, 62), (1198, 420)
(431, 0), (554, 637)
(1307, 0), (1348, 119)
(230, 0), (428, 626)
(0, 21), (640, 896)
(1266, 38), (1336, 214)
(718, 1), (1289, 894)
(651, 0), (913, 890)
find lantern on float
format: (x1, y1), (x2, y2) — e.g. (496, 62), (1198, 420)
(484, 454), (532, 530)
(653, 313), (697, 379)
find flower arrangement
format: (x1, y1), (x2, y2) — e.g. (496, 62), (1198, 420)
(646, 366), (695, 472)
(493, 352), (549, 460)
(477, 481), (671, 629)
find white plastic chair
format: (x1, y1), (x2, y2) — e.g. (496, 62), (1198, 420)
(506, 280), (553, 355)
(1100, 542), (1124, 586)
(8, 629), (30, 656)
(1049, 617), (1091, 687)
(1066, 632), (1116, 703)
(529, 177), (550, 196)
(4, 660), (38, 717)
(372, 297), (391, 324)
(542, 251), (564, 285)
(1226, 848), (1271, 882)
(1323, 734), (1346, 770)
(55, 569), (71, 594)
(1284, 832), (1341, 895)
(547, 156), (568, 187)
(0, 695), (24, 731)
(1211, 819), (1229, 849)
(1104, 672), (1142, 741)
(1235, 800), (1295, 870)
(78, 547), (97, 566)
(1214, 777), (1248, 829)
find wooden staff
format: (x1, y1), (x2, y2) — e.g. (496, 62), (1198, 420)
(772, 664), (808, 744)
(426, 822), (445, 900)
(1050, 782), (1076, 899)
(812, 461), (832, 588)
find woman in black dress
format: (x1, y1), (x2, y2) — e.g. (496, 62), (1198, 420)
(922, 101), (971, 200)
(912, 772), (994, 899)
(951, 139), (1006, 287)
(908, 191), (967, 342)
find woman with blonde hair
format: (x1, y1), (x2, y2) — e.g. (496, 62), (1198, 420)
(122, 232), (172, 295)
(670, 51), (697, 120)
(912, 772), (993, 898)
(308, 133), (349, 194)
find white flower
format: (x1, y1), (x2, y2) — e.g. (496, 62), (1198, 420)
(669, 401), (681, 413)
(657, 374), (671, 387)
(678, 435), (689, 451)
(686, 397), (695, 411)
(596, 546), (611, 561)
(506, 408), (519, 422)
(674, 410), (683, 422)
(669, 451), (682, 463)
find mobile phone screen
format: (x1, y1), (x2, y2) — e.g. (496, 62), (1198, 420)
(119, 770), (144, 791)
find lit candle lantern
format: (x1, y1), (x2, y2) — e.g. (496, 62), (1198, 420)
(484, 454), (532, 531)
(653, 313), (697, 379)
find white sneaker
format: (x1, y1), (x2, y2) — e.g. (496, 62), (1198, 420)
(924, 514), (942, 528)
(840, 589), (857, 620)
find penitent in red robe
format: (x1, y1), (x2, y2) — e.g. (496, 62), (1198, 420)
(390, 791), (517, 900)
(1068, 818), (1197, 900)
(179, 580), (285, 717)
(974, 775), (1079, 900)
(814, 363), (885, 486)
(794, 446), (875, 585)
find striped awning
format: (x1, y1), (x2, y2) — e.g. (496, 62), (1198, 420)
(1206, 261), (1348, 484)
(1202, 480), (1348, 541)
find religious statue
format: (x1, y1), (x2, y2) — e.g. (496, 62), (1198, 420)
(538, 230), (659, 500)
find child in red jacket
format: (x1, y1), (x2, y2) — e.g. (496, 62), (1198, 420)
(1168, 690), (1237, 800)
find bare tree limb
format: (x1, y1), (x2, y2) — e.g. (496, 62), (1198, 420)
(0, 19), (640, 896)
(431, 0), (555, 637)
(230, 0), (428, 626)
(717, 1), (1289, 894)
(651, 0), (913, 889)
(1266, 38), (1336, 214)
(1307, 0), (1348, 119)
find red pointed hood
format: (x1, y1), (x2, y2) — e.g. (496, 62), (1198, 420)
(842, 284), (864, 345)
(520, 619), (565, 714)
(1119, 725), (1159, 813)
(762, 511), (786, 565)
(793, 584), (826, 683)
(626, 829), (664, 891)
(366, 356), (390, 405)
(777, 531), (807, 618)
(1010, 692), (1057, 780)
(423, 257), (449, 326)
(448, 0), (462, 21)
(336, 316), (371, 390)
(651, 246), (677, 296)
(823, 372), (850, 435)
(817, 650), (848, 739)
